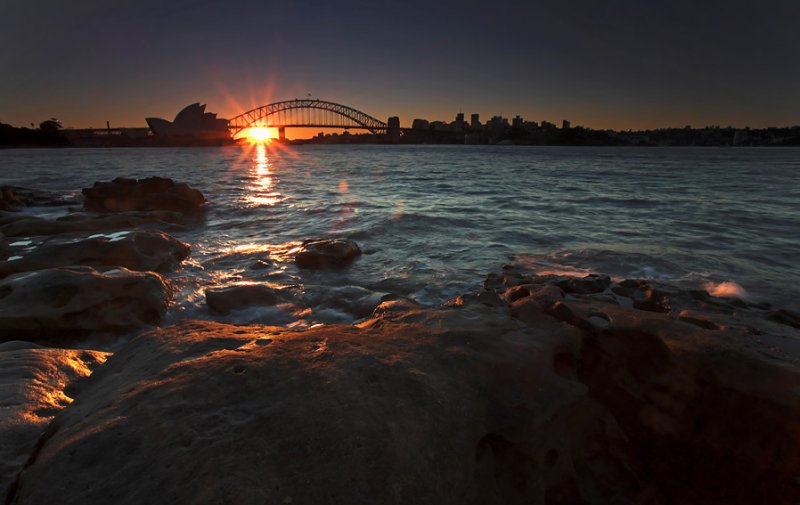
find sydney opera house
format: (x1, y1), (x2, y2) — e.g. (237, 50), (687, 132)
(146, 103), (230, 140)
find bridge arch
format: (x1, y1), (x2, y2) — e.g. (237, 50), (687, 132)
(228, 99), (388, 137)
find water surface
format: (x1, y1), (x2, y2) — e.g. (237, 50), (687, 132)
(1, 145), (798, 324)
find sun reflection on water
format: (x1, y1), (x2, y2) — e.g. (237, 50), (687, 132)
(246, 143), (282, 207)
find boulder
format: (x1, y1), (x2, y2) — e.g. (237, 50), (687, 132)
(0, 266), (171, 339)
(205, 283), (281, 313)
(294, 238), (361, 269)
(0, 230), (190, 277)
(82, 177), (206, 216)
(0, 341), (108, 498)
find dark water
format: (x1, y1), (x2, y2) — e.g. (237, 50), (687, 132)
(1, 145), (798, 324)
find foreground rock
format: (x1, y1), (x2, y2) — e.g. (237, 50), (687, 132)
(9, 278), (800, 504)
(0, 266), (171, 339)
(484, 270), (800, 504)
(10, 305), (639, 505)
(294, 238), (361, 269)
(82, 177), (206, 216)
(0, 230), (190, 277)
(0, 341), (108, 498)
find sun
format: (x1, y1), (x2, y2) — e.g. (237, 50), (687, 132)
(241, 126), (275, 143)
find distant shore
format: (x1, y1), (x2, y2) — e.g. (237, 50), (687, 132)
(3, 121), (800, 148)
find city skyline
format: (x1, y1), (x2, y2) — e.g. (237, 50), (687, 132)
(2, 0), (799, 130)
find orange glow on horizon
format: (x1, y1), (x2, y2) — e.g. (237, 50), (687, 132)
(238, 126), (278, 143)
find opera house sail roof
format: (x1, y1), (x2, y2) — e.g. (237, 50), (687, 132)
(146, 103), (230, 139)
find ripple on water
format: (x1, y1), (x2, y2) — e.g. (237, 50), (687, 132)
(1, 145), (798, 315)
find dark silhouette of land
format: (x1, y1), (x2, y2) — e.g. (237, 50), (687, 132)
(3, 120), (800, 148)
(298, 124), (800, 147)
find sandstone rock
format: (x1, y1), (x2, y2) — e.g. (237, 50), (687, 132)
(205, 283), (281, 313)
(82, 177), (206, 216)
(0, 230), (190, 277)
(0, 341), (108, 498)
(294, 238), (361, 269)
(0, 266), (171, 339)
(484, 270), (800, 504)
(9, 306), (637, 505)
(7, 270), (800, 505)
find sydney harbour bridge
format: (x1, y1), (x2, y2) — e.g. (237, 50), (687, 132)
(227, 99), (398, 141)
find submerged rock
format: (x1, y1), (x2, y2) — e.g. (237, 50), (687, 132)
(555, 273), (610, 294)
(295, 238), (361, 269)
(0, 230), (190, 277)
(0, 187), (24, 212)
(0, 186), (77, 212)
(0, 266), (171, 339)
(0, 341), (108, 498)
(205, 283), (281, 313)
(0, 211), (184, 238)
(82, 177), (206, 216)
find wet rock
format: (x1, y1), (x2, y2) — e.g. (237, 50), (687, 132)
(0, 187), (24, 211)
(205, 283), (281, 313)
(678, 309), (723, 330)
(483, 271), (526, 291)
(0, 230), (190, 277)
(201, 249), (272, 270)
(769, 308), (800, 329)
(555, 273), (611, 294)
(0, 211), (184, 237)
(294, 238), (361, 269)
(0, 186), (77, 212)
(82, 177), (206, 216)
(0, 341), (108, 498)
(0, 266), (171, 339)
(298, 284), (385, 321)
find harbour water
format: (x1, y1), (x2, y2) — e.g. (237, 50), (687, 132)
(1, 145), (798, 325)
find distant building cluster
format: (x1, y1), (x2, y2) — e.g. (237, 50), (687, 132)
(398, 111), (573, 145)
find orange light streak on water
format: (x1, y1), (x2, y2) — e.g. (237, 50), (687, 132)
(245, 143), (282, 207)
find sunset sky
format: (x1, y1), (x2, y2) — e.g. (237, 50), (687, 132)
(2, 0), (799, 130)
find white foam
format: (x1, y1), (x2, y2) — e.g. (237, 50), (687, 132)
(7, 256), (22, 261)
(9, 240), (32, 247)
(88, 231), (130, 241)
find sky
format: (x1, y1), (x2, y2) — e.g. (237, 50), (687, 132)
(1, 0), (799, 130)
